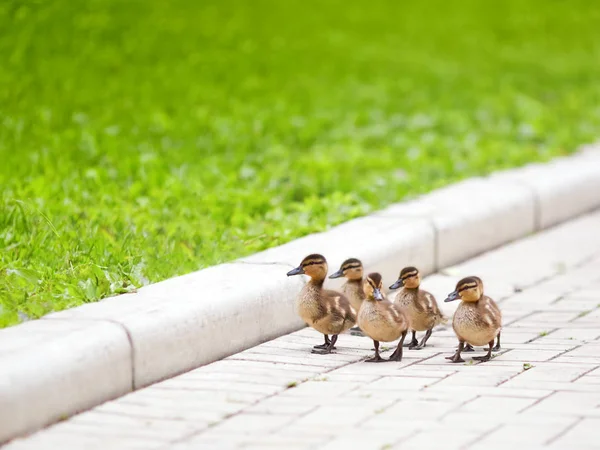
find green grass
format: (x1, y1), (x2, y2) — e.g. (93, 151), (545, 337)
(2, 0), (600, 327)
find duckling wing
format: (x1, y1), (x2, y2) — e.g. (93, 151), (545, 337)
(480, 296), (502, 326)
(415, 290), (435, 314)
(322, 289), (357, 324)
(386, 302), (409, 330)
(423, 289), (447, 322)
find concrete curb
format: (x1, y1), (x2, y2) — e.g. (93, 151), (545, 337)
(1, 144), (600, 443)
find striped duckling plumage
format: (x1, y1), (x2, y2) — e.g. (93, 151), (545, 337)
(444, 276), (502, 363)
(463, 276), (501, 353)
(358, 273), (409, 362)
(389, 266), (446, 349)
(287, 254), (357, 354)
(329, 258), (365, 334)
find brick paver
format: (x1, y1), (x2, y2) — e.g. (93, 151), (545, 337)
(5, 211), (600, 450)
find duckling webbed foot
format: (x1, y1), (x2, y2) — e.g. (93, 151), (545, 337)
(472, 340), (494, 362)
(446, 341), (465, 363)
(366, 340), (386, 362)
(492, 332), (501, 351)
(313, 334), (330, 350)
(389, 331), (407, 361)
(463, 343), (475, 352)
(406, 331), (419, 349)
(447, 353), (465, 363)
(414, 329), (433, 350)
(312, 334), (337, 353)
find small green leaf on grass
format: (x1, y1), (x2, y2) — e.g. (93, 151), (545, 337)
(6, 269), (40, 285)
(523, 363), (534, 371)
(286, 381), (297, 389)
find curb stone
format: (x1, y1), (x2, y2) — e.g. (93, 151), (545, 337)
(0, 320), (131, 442)
(1, 143), (599, 443)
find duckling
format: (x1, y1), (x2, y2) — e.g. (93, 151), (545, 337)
(389, 266), (446, 350)
(444, 276), (502, 363)
(358, 273), (409, 362)
(463, 276), (501, 352)
(287, 254), (357, 354)
(329, 258), (365, 335)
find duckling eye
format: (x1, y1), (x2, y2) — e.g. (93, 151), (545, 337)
(302, 260), (324, 267)
(458, 283), (477, 292)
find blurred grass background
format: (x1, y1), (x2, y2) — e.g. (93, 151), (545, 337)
(2, 0), (600, 326)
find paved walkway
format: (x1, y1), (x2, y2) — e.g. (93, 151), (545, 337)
(6, 211), (600, 450)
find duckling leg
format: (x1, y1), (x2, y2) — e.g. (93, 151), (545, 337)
(389, 331), (408, 361)
(473, 340), (494, 362)
(366, 340), (385, 362)
(414, 328), (433, 350)
(313, 334), (337, 351)
(493, 332), (501, 351)
(405, 331), (418, 349)
(463, 343), (475, 352)
(445, 341), (465, 363)
(312, 334), (338, 354)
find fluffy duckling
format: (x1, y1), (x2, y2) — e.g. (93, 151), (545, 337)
(358, 273), (409, 362)
(287, 254), (357, 354)
(389, 266), (446, 350)
(444, 276), (502, 363)
(463, 276), (501, 352)
(329, 258), (365, 334)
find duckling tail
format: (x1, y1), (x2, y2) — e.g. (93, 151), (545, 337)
(436, 314), (449, 326)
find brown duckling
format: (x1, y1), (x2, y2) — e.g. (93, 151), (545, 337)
(463, 276), (501, 352)
(444, 276), (502, 363)
(329, 258), (365, 334)
(358, 273), (409, 362)
(389, 266), (446, 350)
(287, 254), (357, 354)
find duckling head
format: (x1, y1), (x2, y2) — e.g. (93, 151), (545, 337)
(389, 266), (420, 290)
(363, 272), (384, 301)
(287, 254), (328, 281)
(444, 276), (482, 303)
(329, 258), (363, 281)
(472, 276), (484, 291)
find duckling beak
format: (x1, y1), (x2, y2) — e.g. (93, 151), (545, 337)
(286, 266), (305, 277)
(373, 288), (384, 301)
(444, 290), (460, 302)
(389, 279), (403, 290)
(329, 269), (344, 279)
